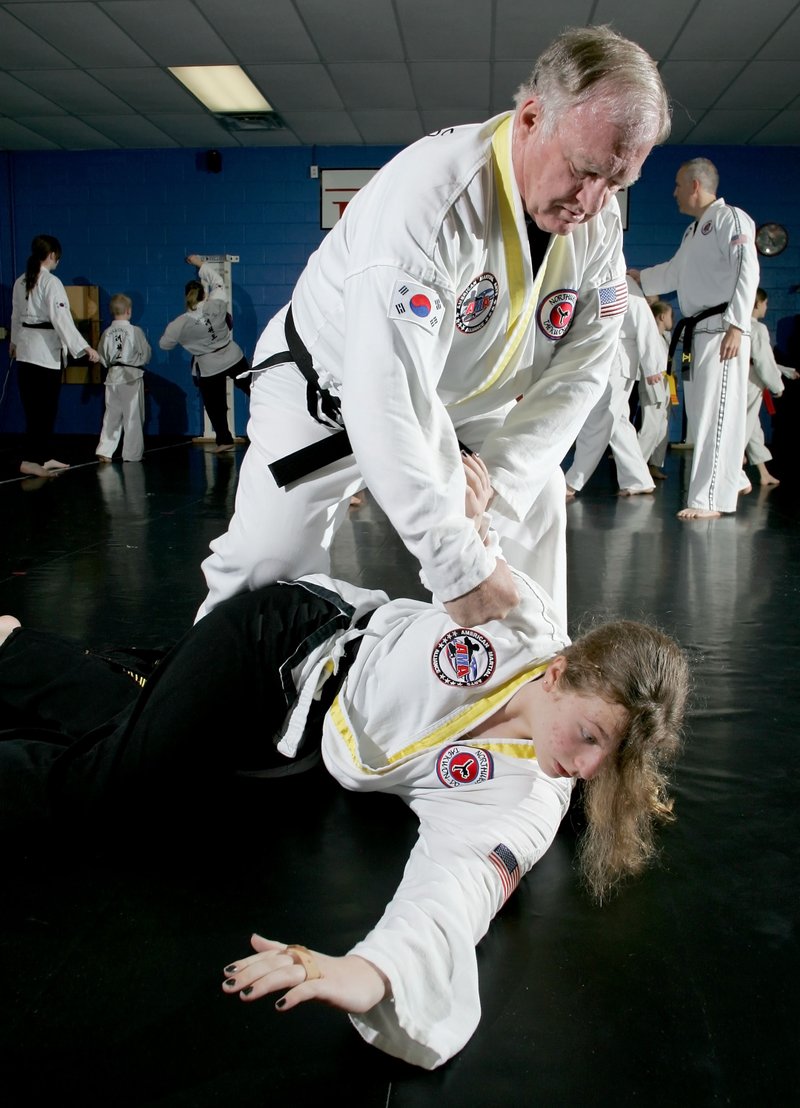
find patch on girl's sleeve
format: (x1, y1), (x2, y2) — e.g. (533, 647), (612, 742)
(388, 278), (444, 335)
(431, 627), (496, 686)
(489, 842), (520, 901)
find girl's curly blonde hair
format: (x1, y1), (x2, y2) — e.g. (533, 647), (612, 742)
(559, 620), (690, 901)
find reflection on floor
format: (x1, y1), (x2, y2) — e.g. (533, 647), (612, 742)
(1, 439), (797, 1106)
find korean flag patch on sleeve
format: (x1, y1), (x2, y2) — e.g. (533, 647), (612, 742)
(389, 278), (444, 336)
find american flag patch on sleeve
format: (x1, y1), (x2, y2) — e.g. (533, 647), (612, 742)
(489, 842), (520, 902)
(598, 278), (628, 318)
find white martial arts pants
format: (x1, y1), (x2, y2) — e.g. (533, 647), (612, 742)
(197, 362), (568, 625)
(638, 375), (670, 469)
(96, 379), (145, 462)
(744, 381), (772, 465)
(564, 373), (653, 494)
(683, 330), (749, 513)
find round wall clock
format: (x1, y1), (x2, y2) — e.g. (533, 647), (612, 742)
(755, 222), (788, 256)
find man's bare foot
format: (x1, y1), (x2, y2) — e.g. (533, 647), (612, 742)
(619, 487), (655, 496)
(97, 455), (113, 463)
(0, 615), (21, 647)
(677, 507), (722, 520)
(214, 444), (235, 454)
(565, 486), (577, 499)
(43, 459), (70, 471)
(757, 463), (780, 486)
(20, 461), (58, 478)
(648, 464), (667, 481)
(739, 483), (753, 495)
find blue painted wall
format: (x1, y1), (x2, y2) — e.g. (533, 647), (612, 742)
(1, 140), (798, 437)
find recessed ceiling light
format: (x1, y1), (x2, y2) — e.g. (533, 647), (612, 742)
(169, 66), (272, 113)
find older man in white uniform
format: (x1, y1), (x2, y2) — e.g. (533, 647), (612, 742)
(630, 159), (759, 519)
(197, 27), (670, 626)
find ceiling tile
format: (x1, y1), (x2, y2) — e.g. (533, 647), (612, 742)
(492, 0), (594, 60)
(682, 109), (777, 144)
(667, 0), (796, 60)
(87, 67), (205, 112)
(8, 2), (152, 66)
(714, 60), (800, 110)
(349, 110), (424, 145)
(17, 113), (119, 147)
(245, 64), (344, 112)
(11, 68), (134, 113)
(0, 70), (65, 114)
(328, 63), (415, 110)
(750, 110), (800, 144)
(0, 8), (72, 66)
(397, 0), (492, 62)
(99, 0), (234, 65)
(592, 1), (698, 58)
(145, 112), (239, 146)
(280, 110), (362, 144)
(659, 59), (745, 109)
(84, 114), (179, 147)
(194, 0), (319, 63)
(296, 0), (403, 61)
(0, 115), (59, 148)
(410, 62), (490, 110)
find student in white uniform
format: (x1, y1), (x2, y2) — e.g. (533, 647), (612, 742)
(564, 277), (660, 497)
(0, 458), (689, 1070)
(10, 234), (100, 478)
(638, 300), (674, 480)
(629, 159), (760, 519)
(95, 294), (151, 464)
(159, 272), (250, 453)
(745, 287), (795, 487)
(196, 26), (670, 629)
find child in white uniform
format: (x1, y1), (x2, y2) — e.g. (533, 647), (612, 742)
(96, 294), (151, 463)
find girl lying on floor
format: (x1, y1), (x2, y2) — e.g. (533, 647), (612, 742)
(0, 457), (689, 1069)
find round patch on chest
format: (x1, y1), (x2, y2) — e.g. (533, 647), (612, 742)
(431, 627), (496, 686)
(455, 273), (499, 334)
(537, 288), (578, 340)
(436, 744), (494, 787)
(701, 220), (713, 235)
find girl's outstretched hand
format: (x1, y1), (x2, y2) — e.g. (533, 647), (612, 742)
(222, 934), (390, 1014)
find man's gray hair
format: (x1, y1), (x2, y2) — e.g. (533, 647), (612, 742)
(515, 25), (671, 148)
(680, 157), (719, 194)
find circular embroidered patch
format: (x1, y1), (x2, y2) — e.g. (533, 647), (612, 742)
(537, 288), (578, 340)
(436, 744), (494, 787)
(455, 273), (499, 334)
(701, 220), (713, 235)
(431, 627), (496, 687)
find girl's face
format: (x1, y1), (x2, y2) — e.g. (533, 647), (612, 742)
(532, 658), (627, 781)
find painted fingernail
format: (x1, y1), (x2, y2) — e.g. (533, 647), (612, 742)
(224, 964), (237, 973)
(275, 998), (286, 1009)
(242, 985), (253, 997)
(224, 978), (236, 987)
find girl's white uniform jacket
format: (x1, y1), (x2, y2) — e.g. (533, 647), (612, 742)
(159, 299), (243, 377)
(284, 569), (573, 1069)
(251, 111), (627, 602)
(11, 269), (89, 369)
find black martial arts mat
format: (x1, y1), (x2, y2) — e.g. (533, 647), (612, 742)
(0, 438), (797, 1106)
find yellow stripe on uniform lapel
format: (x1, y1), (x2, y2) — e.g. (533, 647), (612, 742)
(452, 114), (557, 407)
(328, 661), (549, 775)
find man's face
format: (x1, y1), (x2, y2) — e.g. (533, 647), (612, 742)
(673, 166), (697, 216)
(512, 97), (653, 235)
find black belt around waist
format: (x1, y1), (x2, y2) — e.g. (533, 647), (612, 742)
(668, 302), (728, 377)
(22, 321), (55, 330)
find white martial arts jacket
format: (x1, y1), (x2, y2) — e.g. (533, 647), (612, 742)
(11, 269), (89, 370)
(99, 321), (151, 385)
(159, 299), (243, 376)
(256, 112), (627, 601)
(749, 319), (784, 395)
(639, 198), (759, 335)
(283, 568), (573, 1069)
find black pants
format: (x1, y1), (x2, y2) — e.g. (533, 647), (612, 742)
(0, 583), (354, 830)
(197, 358), (251, 445)
(17, 361), (62, 463)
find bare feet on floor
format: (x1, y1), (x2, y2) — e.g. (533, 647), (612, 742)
(619, 487), (655, 496)
(43, 459), (70, 471)
(565, 486), (577, 499)
(757, 464), (780, 486)
(648, 464), (667, 481)
(97, 455), (113, 463)
(20, 460), (59, 478)
(0, 615), (21, 646)
(739, 483), (753, 495)
(214, 444), (235, 454)
(677, 507), (722, 520)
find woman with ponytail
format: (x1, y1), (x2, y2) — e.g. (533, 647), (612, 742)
(10, 234), (100, 478)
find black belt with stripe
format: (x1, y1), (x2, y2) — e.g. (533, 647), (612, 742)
(252, 306), (352, 488)
(668, 302), (728, 378)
